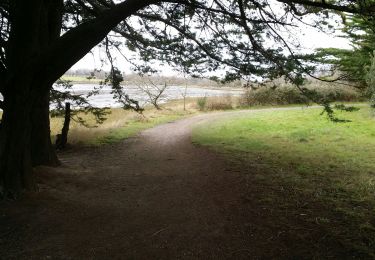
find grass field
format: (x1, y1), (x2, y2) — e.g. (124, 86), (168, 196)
(193, 106), (375, 257)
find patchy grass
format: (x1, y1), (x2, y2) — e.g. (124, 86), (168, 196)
(193, 106), (375, 257)
(51, 98), (199, 146)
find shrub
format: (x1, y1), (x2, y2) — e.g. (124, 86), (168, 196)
(196, 96), (207, 111)
(239, 87), (307, 106)
(239, 85), (364, 107)
(206, 95), (233, 110)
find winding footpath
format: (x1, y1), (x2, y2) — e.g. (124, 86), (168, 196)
(0, 107), (350, 259)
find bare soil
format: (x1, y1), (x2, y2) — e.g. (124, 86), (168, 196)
(0, 110), (363, 259)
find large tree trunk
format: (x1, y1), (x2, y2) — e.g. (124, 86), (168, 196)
(0, 81), (59, 197)
(0, 0), (62, 197)
(0, 79), (36, 198)
(31, 89), (59, 167)
(0, 0), (154, 196)
(29, 0), (62, 167)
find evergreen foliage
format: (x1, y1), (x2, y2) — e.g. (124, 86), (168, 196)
(315, 4), (375, 87)
(51, 79), (110, 127)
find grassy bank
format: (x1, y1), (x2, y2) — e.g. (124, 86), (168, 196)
(193, 106), (375, 257)
(50, 99), (199, 146)
(60, 75), (102, 84)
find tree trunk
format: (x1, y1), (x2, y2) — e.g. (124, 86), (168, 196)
(0, 82), (60, 197)
(56, 102), (71, 150)
(0, 0), (63, 197)
(0, 81), (36, 198)
(31, 89), (59, 166)
(0, 0), (153, 196)
(28, 0), (62, 167)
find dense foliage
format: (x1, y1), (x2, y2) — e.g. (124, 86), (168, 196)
(315, 5), (375, 87)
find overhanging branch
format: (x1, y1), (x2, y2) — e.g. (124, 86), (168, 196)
(277, 0), (370, 14)
(41, 0), (166, 86)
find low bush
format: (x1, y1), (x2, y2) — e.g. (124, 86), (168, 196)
(196, 96), (207, 111)
(239, 85), (365, 107)
(239, 87), (309, 106)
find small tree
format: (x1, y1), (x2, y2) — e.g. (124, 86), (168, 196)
(180, 71), (189, 111)
(137, 81), (168, 110)
(181, 83), (188, 111)
(55, 102), (71, 150)
(366, 51), (375, 107)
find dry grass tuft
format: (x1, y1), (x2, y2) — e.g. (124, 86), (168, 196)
(205, 95), (234, 110)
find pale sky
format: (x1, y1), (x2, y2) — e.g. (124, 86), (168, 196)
(71, 19), (351, 76)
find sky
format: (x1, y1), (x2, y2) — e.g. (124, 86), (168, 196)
(71, 17), (352, 76)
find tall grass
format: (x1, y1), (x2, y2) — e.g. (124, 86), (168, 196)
(205, 95), (233, 110)
(197, 95), (234, 111)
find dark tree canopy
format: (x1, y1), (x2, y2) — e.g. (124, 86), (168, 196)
(0, 0), (374, 197)
(1, 0), (373, 90)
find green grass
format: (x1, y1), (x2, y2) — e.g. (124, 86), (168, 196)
(193, 105), (375, 257)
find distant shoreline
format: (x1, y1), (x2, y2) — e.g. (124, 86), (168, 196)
(59, 79), (244, 92)
(60, 75), (244, 91)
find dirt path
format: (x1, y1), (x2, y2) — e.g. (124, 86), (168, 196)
(0, 108), (349, 259)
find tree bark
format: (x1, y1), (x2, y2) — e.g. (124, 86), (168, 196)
(0, 0), (158, 196)
(29, 0), (62, 167)
(0, 0), (62, 197)
(31, 89), (59, 166)
(56, 102), (71, 150)
(0, 79), (36, 198)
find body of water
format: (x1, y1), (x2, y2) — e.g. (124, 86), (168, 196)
(54, 84), (244, 108)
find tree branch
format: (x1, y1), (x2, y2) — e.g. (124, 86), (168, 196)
(278, 0), (371, 14)
(41, 0), (166, 86)
(134, 12), (241, 70)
